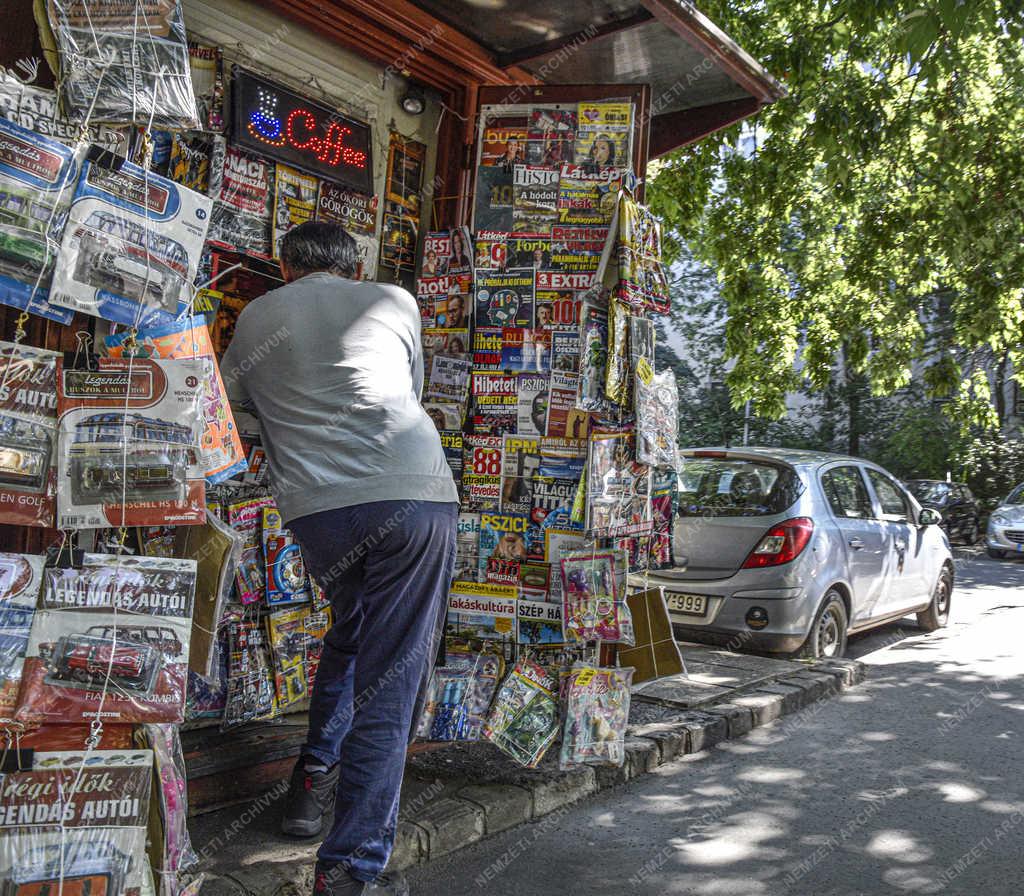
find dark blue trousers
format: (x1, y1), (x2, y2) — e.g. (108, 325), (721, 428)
(289, 499), (457, 881)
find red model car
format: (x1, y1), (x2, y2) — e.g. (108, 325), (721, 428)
(45, 634), (161, 692)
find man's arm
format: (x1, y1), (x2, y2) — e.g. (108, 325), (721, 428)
(219, 327), (256, 414)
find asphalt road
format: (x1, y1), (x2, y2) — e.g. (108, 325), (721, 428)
(407, 550), (1024, 896)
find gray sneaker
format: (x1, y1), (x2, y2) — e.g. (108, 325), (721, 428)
(366, 872), (409, 895)
(281, 758), (339, 837)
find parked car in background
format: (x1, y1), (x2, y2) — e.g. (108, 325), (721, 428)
(632, 448), (954, 659)
(905, 480), (981, 544)
(985, 483), (1024, 559)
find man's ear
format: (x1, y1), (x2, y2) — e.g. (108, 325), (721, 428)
(279, 260), (292, 283)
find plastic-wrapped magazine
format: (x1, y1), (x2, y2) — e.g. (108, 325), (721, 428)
(605, 300), (631, 407)
(635, 362), (679, 469)
(0, 116), (84, 324)
(0, 749), (154, 896)
(543, 528), (586, 607)
(559, 550), (633, 644)
(416, 643), (504, 741)
(56, 357), (206, 528)
(578, 303), (611, 413)
(266, 605), (324, 708)
(106, 315), (247, 483)
(47, 0), (199, 128)
(50, 157), (212, 326)
(560, 664), (633, 769)
(17, 554), (196, 726)
(0, 341), (60, 527)
(586, 430), (653, 537)
(166, 132), (212, 192)
(426, 354), (473, 405)
(0, 552), (45, 718)
(597, 191), (670, 314)
(223, 615), (278, 728)
(262, 506), (310, 606)
(500, 327), (550, 373)
(484, 658), (560, 767)
(618, 469), (674, 572)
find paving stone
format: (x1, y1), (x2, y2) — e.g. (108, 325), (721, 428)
(529, 765), (597, 817)
(784, 670), (840, 702)
(627, 722), (688, 763)
(675, 711), (729, 754)
(456, 784), (533, 835)
(414, 796), (485, 859)
(814, 657), (866, 686)
(701, 701), (755, 738)
(388, 820), (426, 871)
(731, 690), (786, 726)
(755, 681), (808, 714)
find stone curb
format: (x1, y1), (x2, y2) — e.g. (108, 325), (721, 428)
(390, 657), (866, 870)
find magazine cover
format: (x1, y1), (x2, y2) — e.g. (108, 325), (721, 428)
(539, 436), (587, 479)
(550, 224), (608, 273)
(0, 749), (154, 896)
(500, 435), (540, 515)
(474, 268), (534, 328)
(167, 132), (212, 192)
(0, 551), (44, 716)
(473, 165), (514, 232)
(481, 124), (528, 167)
(526, 108), (577, 166)
(575, 101), (633, 167)
(189, 41), (225, 130)
(207, 145), (273, 255)
(551, 328), (581, 374)
(0, 116), (83, 324)
(18, 554), (197, 725)
(500, 328), (551, 373)
(606, 300), (631, 407)
(530, 476), (578, 532)
(462, 435), (503, 510)
(422, 327), (470, 373)
(508, 235), (550, 269)
(435, 289), (471, 329)
(472, 327), (503, 371)
(512, 165), (559, 235)
(478, 512), (531, 581)
(229, 496), (275, 604)
(56, 357), (206, 528)
(520, 560), (551, 602)
(262, 506), (310, 606)
(483, 658), (560, 768)
(417, 644), (505, 741)
(557, 164), (622, 225)
(517, 599), (564, 646)
(50, 158), (212, 327)
(440, 429), (464, 493)
(106, 315), (247, 484)
(586, 431), (654, 537)
(0, 341), (59, 527)
(455, 511), (482, 582)
(560, 664), (634, 769)
(445, 581), (517, 646)
(272, 163), (319, 258)
(473, 231), (508, 271)
(516, 372), (550, 437)
(560, 551), (633, 644)
(223, 615), (279, 728)
(619, 469), (675, 572)
(426, 355), (473, 405)
(316, 181), (378, 236)
(535, 284), (581, 329)
(423, 402), (464, 432)
(472, 372), (518, 436)
(546, 371), (587, 439)
(544, 528), (587, 606)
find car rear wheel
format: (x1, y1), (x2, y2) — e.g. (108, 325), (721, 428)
(917, 568), (952, 632)
(799, 591), (848, 659)
(987, 548), (1007, 560)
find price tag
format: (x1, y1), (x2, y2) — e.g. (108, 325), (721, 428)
(575, 666), (597, 687)
(635, 357), (654, 385)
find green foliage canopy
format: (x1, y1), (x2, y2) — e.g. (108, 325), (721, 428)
(648, 0), (1024, 421)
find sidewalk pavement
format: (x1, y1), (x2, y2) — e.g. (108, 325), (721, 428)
(190, 647), (866, 895)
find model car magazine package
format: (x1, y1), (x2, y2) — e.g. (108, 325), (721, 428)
(47, 0), (199, 129)
(50, 156), (212, 328)
(560, 550), (634, 645)
(560, 664), (633, 770)
(0, 749), (155, 896)
(0, 551), (45, 717)
(56, 356), (206, 529)
(0, 341), (60, 527)
(0, 115), (84, 324)
(106, 315), (247, 484)
(16, 553), (197, 725)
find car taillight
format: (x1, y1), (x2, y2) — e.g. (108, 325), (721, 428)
(742, 518), (814, 568)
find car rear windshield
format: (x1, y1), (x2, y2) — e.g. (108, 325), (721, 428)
(1004, 484), (1024, 505)
(908, 481), (950, 504)
(677, 458), (804, 517)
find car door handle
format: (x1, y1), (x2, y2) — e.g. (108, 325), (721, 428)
(848, 537), (865, 550)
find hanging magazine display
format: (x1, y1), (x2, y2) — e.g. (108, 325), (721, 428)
(47, 0), (200, 128)
(272, 163), (319, 258)
(50, 157), (213, 327)
(586, 430), (653, 537)
(560, 664), (633, 769)
(483, 658), (560, 767)
(635, 361), (679, 469)
(0, 551), (44, 717)
(559, 550), (634, 644)
(207, 144), (274, 255)
(598, 190), (671, 314)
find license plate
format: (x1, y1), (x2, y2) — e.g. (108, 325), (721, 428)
(665, 592), (709, 616)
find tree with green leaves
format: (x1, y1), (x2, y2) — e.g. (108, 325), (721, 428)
(648, 0), (1024, 425)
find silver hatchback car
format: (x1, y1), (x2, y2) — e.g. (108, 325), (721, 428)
(634, 448), (954, 658)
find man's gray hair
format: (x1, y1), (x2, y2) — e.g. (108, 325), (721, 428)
(280, 221), (358, 278)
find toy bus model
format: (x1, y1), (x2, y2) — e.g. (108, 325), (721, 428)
(71, 210), (188, 315)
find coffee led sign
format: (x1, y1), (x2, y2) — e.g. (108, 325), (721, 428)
(231, 68), (374, 194)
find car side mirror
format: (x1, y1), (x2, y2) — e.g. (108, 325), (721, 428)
(919, 508), (942, 526)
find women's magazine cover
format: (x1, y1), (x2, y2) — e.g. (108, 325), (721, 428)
(0, 551), (45, 717)
(0, 116), (84, 324)
(0, 341), (60, 527)
(55, 357), (207, 529)
(16, 554), (197, 726)
(0, 749), (155, 896)
(50, 157), (213, 328)
(106, 315), (248, 484)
